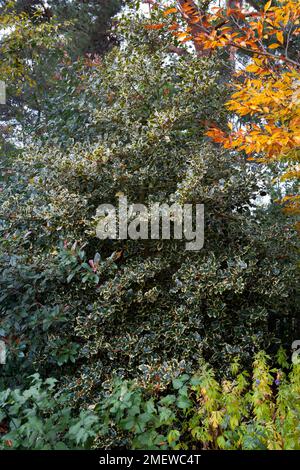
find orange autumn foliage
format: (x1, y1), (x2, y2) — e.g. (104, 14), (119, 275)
(151, 0), (300, 215)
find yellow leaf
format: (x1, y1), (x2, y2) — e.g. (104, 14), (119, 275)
(294, 136), (300, 145)
(246, 64), (259, 73)
(276, 31), (284, 44)
(264, 0), (272, 12)
(268, 43), (280, 49)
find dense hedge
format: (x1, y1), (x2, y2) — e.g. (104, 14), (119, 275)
(1, 27), (299, 395)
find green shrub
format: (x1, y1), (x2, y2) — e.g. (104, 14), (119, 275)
(0, 374), (98, 450)
(96, 351), (300, 450)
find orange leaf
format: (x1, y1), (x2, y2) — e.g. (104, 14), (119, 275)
(206, 127), (226, 143)
(169, 23), (179, 31)
(177, 32), (189, 41)
(257, 22), (263, 38)
(163, 7), (177, 16)
(144, 23), (165, 30)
